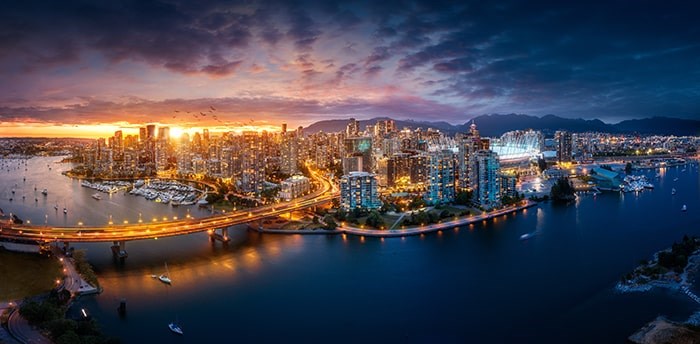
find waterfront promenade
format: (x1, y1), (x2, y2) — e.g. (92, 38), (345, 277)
(257, 200), (537, 238)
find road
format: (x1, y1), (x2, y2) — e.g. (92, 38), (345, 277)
(0, 169), (338, 243)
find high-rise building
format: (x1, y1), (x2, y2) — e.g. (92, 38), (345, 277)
(280, 132), (299, 175)
(158, 126), (170, 142)
(424, 149), (455, 205)
(343, 136), (373, 174)
(139, 127), (147, 142)
(346, 118), (360, 137)
(281, 123), (287, 133)
(387, 152), (428, 187)
(471, 150), (501, 209)
(339, 171), (381, 210)
(555, 130), (573, 163)
(458, 122), (482, 191)
(146, 124), (156, 141)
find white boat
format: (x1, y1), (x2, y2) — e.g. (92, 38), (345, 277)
(41, 189), (48, 196)
(63, 207), (67, 214)
(158, 262), (172, 285)
(520, 232), (535, 240)
(168, 322), (183, 335)
(672, 188), (676, 195)
(682, 205), (687, 212)
(674, 178), (679, 182)
(92, 193), (102, 200)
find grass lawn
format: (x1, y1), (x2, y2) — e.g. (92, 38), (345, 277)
(0, 250), (62, 301)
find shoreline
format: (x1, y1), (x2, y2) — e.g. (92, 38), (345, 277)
(252, 200), (537, 238)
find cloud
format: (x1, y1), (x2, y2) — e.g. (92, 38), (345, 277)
(1, 0), (699, 125)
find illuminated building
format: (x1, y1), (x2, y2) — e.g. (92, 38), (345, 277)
(340, 171), (381, 210)
(472, 150), (501, 209)
(555, 130), (573, 163)
(424, 149), (455, 205)
(343, 136), (373, 174)
(279, 175), (311, 201)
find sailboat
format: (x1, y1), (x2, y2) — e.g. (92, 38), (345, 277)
(168, 319), (183, 335)
(157, 262), (172, 285)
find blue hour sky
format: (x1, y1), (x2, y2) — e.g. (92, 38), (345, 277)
(0, 0), (698, 136)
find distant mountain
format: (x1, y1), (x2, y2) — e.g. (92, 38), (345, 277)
(304, 114), (700, 137)
(303, 117), (457, 135)
(613, 117), (700, 136)
(458, 114), (614, 137)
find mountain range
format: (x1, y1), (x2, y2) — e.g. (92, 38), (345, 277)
(303, 114), (700, 137)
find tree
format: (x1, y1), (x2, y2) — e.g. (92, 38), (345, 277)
(365, 210), (385, 229)
(550, 177), (576, 203)
(537, 157), (547, 173)
(322, 215), (338, 230)
(454, 191), (472, 205)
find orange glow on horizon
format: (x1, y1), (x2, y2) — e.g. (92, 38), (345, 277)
(0, 122), (282, 139)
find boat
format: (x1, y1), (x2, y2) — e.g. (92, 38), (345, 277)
(41, 189), (48, 196)
(158, 262), (172, 284)
(674, 178), (679, 182)
(672, 188), (676, 195)
(520, 232), (535, 240)
(63, 207), (67, 214)
(54, 204), (59, 210)
(168, 321), (183, 335)
(92, 193), (102, 200)
(682, 205), (687, 212)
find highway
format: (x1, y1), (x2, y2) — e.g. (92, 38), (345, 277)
(0, 169), (338, 243)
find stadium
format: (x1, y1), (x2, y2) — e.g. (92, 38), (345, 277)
(490, 130), (543, 164)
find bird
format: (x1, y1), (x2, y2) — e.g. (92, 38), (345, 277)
(210, 106), (216, 111)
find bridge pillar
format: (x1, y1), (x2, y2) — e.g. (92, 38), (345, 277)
(208, 228), (230, 244)
(111, 241), (128, 262)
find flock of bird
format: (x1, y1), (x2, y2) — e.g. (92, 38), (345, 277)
(170, 106), (255, 127)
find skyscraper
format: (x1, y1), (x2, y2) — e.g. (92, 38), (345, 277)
(555, 130), (573, 163)
(346, 118), (360, 137)
(343, 136), (373, 174)
(471, 150), (501, 209)
(424, 149), (455, 205)
(280, 132), (299, 175)
(458, 121), (482, 191)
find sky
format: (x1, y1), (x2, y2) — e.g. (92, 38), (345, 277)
(0, 0), (699, 138)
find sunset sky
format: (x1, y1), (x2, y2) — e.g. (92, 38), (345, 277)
(0, 0), (698, 138)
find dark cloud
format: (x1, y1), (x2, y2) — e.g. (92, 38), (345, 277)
(200, 60), (243, 77)
(1, 0), (699, 123)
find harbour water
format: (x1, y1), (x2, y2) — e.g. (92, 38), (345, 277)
(2, 157), (700, 343)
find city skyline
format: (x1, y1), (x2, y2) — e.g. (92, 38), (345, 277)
(1, 0), (699, 138)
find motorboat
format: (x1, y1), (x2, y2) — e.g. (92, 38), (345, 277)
(682, 205), (687, 212)
(41, 189), (48, 196)
(520, 232), (535, 240)
(168, 322), (183, 335)
(672, 188), (676, 195)
(92, 193), (102, 200)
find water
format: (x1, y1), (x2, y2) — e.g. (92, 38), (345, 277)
(3, 157), (700, 343)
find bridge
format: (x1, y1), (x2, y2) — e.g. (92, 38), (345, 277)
(0, 168), (338, 260)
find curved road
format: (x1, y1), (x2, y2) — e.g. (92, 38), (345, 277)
(0, 169), (338, 243)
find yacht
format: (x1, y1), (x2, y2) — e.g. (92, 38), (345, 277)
(92, 193), (102, 200)
(168, 322), (183, 335)
(682, 205), (687, 212)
